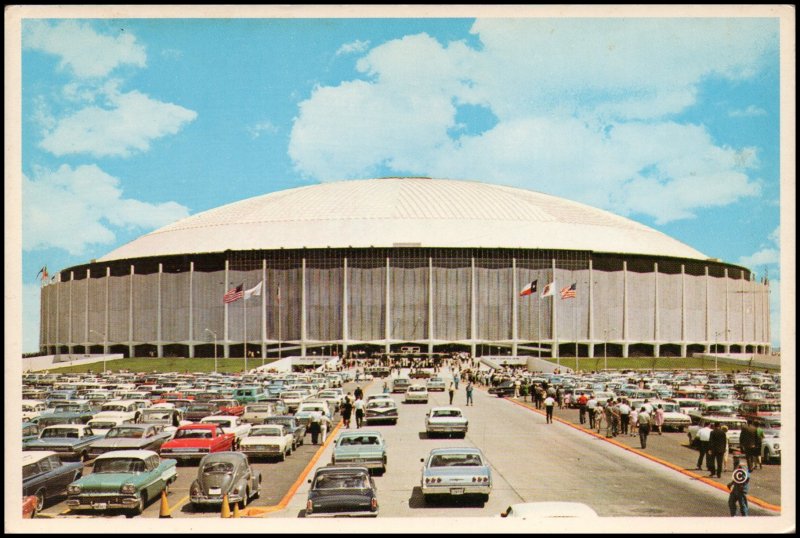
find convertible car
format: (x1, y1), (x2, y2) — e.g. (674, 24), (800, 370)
(305, 466), (378, 518)
(420, 447), (491, 504)
(189, 452), (261, 509)
(65, 450), (177, 516)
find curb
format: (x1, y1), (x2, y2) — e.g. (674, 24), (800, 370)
(505, 397), (781, 513)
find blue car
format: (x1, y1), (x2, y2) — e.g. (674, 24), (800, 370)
(23, 451), (84, 513)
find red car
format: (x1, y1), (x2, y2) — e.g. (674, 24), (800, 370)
(23, 495), (38, 518)
(159, 423), (236, 462)
(209, 399), (245, 417)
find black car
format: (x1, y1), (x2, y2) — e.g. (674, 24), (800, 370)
(305, 466), (378, 517)
(488, 381), (516, 398)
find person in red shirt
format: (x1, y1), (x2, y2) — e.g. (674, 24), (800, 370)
(577, 393), (589, 425)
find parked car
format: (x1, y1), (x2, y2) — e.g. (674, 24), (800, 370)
(295, 401), (333, 429)
(426, 378), (447, 392)
(404, 384), (429, 404)
(688, 401), (739, 424)
(391, 378), (412, 393)
(209, 399), (246, 417)
(279, 391), (308, 413)
(239, 424), (294, 461)
(184, 402), (224, 422)
(91, 400), (142, 424)
(24, 424), (104, 462)
(331, 430), (388, 475)
(65, 450), (177, 516)
(499, 502), (599, 518)
(87, 424), (173, 458)
(420, 447), (491, 504)
(86, 417), (129, 437)
(23, 451), (84, 513)
(139, 408), (191, 434)
(488, 381), (516, 398)
(189, 452), (261, 509)
(22, 422), (41, 447)
(242, 402), (280, 425)
(644, 400), (692, 432)
(687, 417), (748, 451)
(22, 400), (48, 422)
(159, 423), (236, 462)
(305, 466), (378, 517)
(316, 390), (344, 413)
(365, 399), (399, 425)
(199, 415), (252, 449)
(263, 416), (306, 449)
(761, 428), (781, 464)
(232, 386), (269, 405)
(425, 407), (468, 438)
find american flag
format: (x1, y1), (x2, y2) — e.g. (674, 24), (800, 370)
(223, 284), (244, 304)
(560, 282), (577, 299)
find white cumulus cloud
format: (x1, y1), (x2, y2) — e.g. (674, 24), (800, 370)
(23, 165), (190, 256)
(288, 19), (775, 224)
(40, 86), (197, 158)
(336, 39), (370, 56)
(729, 105), (768, 118)
(23, 20), (147, 79)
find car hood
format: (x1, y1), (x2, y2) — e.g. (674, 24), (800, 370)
(163, 437), (214, 448)
(91, 438), (150, 449)
(74, 472), (141, 492)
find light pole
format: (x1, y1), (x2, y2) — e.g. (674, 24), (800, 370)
(204, 328), (217, 373)
(89, 330), (106, 373)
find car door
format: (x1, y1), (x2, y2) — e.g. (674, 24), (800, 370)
(23, 461), (44, 497)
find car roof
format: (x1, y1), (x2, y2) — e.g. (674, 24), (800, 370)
(22, 451), (57, 465)
(430, 406), (463, 412)
(428, 447), (482, 456)
(337, 429), (383, 438)
(200, 451), (246, 464)
(316, 465), (370, 475)
(95, 449), (158, 460)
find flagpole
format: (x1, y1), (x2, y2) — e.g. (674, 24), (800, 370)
(244, 291), (248, 373)
(574, 292), (578, 372)
(278, 285), (282, 361)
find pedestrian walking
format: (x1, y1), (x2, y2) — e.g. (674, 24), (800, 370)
(594, 404), (605, 433)
(637, 406), (651, 449)
(544, 394), (555, 423)
(577, 393), (588, 425)
(454, 376), (460, 390)
(448, 382), (455, 405)
(341, 395), (353, 428)
(654, 404), (665, 435)
(354, 396), (365, 428)
(520, 382), (529, 402)
(727, 464), (750, 516)
(513, 378), (521, 399)
(696, 422), (713, 471)
(629, 407), (639, 437)
(754, 426), (765, 469)
(354, 385), (363, 401)
(739, 423), (758, 472)
(586, 395), (598, 429)
(604, 400), (615, 438)
(709, 422), (728, 478)
(556, 387), (564, 410)
(309, 416), (322, 444)
(618, 399), (631, 435)
(466, 381), (474, 406)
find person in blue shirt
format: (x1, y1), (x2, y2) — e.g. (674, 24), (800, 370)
(727, 464), (750, 516)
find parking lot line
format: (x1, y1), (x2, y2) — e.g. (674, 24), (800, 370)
(168, 494), (189, 515)
(505, 396), (781, 514)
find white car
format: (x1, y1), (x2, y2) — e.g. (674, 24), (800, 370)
(87, 417), (128, 437)
(199, 415), (252, 449)
(317, 390), (343, 412)
(404, 384), (429, 404)
(500, 502), (599, 518)
(366, 393), (394, 404)
(91, 400), (142, 424)
(687, 417), (748, 450)
(425, 407), (468, 438)
(22, 400), (47, 422)
(761, 428), (781, 464)
(279, 391), (308, 413)
(239, 424), (294, 461)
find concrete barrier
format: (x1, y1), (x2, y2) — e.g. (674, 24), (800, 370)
(22, 353), (125, 372)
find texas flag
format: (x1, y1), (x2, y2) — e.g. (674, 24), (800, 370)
(519, 280), (538, 297)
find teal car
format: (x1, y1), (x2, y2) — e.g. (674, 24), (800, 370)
(330, 430), (387, 475)
(65, 450), (177, 516)
(232, 386), (269, 405)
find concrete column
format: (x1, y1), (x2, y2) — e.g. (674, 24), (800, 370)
(622, 261), (629, 358)
(705, 266), (711, 350)
(85, 268), (90, 352)
(68, 271), (74, 356)
(428, 257), (434, 354)
(224, 259), (230, 358)
(342, 257), (349, 357)
(724, 268), (730, 348)
(301, 258), (307, 356)
(680, 264), (686, 357)
(189, 261), (195, 358)
(654, 262), (659, 358)
(261, 259), (267, 360)
(55, 278), (60, 356)
(740, 272), (746, 351)
(588, 259), (594, 358)
(551, 258), (558, 358)
(104, 267), (110, 355)
(157, 263), (163, 358)
(470, 257), (476, 357)
(511, 258), (518, 356)
(128, 266), (134, 358)
(385, 256), (391, 353)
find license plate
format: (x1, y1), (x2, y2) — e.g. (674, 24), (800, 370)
(209, 488), (222, 495)
(93, 502), (108, 510)
(450, 488), (464, 495)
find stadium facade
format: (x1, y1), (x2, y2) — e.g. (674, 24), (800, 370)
(39, 178), (771, 359)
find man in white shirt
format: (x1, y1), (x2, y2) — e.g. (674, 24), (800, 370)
(354, 397), (366, 428)
(617, 400), (632, 435)
(586, 396), (598, 429)
(544, 395), (556, 424)
(696, 422), (713, 471)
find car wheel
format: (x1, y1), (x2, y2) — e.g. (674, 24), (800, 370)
(280, 450), (286, 462)
(480, 494), (490, 504)
(239, 489), (249, 509)
(133, 493), (146, 516)
(34, 489), (46, 513)
(423, 494), (434, 504)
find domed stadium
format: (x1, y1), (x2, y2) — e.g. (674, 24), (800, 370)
(39, 177), (771, 360)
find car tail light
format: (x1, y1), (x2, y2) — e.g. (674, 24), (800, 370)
(306, 500), (313, 514)
(370, 498), (378, 511)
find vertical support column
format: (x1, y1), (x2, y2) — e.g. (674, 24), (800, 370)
(470, 257), (476, 358)
(55, 278), (60, 357)
(751, 277), (757, 349)
(385, 256), (391, 353)
(104, 267), (110, 355)
(511, 258), (518, 357)
(85, 268), (90, 353)
(622, 260), (629, 358)
(551, 258), (558, 359)
(261, 259), (267, 361)
(653, 262), (659, 358)
(740, 272), (745, 352)
(680, 264), (687, 357)
(588, 259), (594, 358)
(68, 272), (74, 356)
(342, 257), (349, 357)
(223, 259), (230, 359)
(428, 257), (434, 354)
(128, 266), (134, 358)
(724, 268), (730, 351)
(157, 263), (163, 358)
(704, 266), (711, 353)
(189, 262), (195, 358)
(301, 257), (307, 357)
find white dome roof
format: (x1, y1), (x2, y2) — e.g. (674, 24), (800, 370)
(98, 178), (707, 261)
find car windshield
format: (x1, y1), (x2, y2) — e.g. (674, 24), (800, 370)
(188, 405), (215, 412)
(247, 405), (272, 412)
(90, 422), (118, 429)
(432, 410), (461, 418)
(53, 405), (81, 412)
(367, 401), (392, 409)
(41, 428), (80, 438)
(202, 462), (234, 474)
(106, 427), (144, 438)
(94, 458), (145, 474)
(102, 405), (128, 412)
(430, 453), (483, 467)
(202, 419), (229, 427)
(175, 429), (212, 439)
(313, 473), (369, 489)
(251, 427), (281, 437)
(142, 412), (171, 422)
(339, 435), (380, 446)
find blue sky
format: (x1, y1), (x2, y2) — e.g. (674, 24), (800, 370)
(17, 13), (786, 352)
